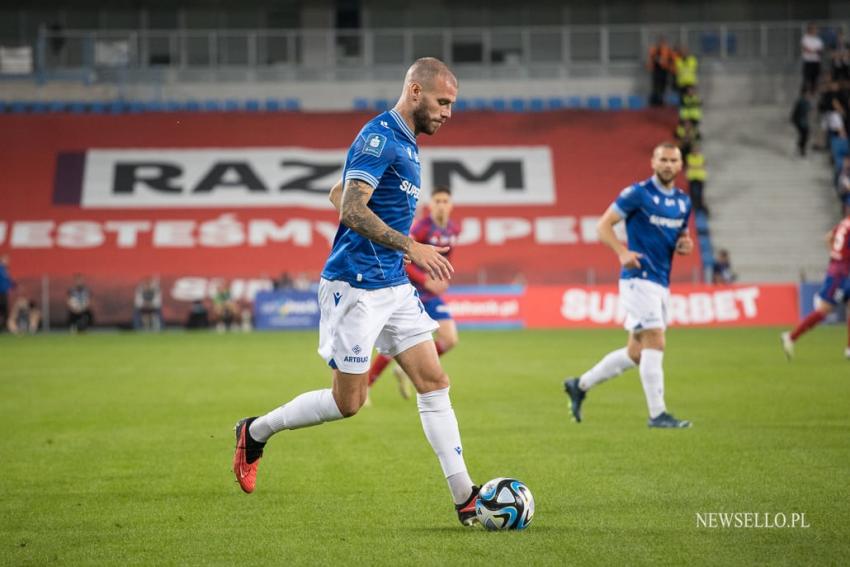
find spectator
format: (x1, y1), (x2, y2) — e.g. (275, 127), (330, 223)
(791, 87), (813, 156)
(675, 119), (701, 162)
(133, 276), (162, 331)
(837, 155), (850, 213)
(212, 279), (239, 332)
(679, 85), (702, 125)
(0, 254), (15, 332)
(801, 23), (824, 93)
(647, 36), (675, 106)
(67, 274), (94, 332)
(818, 81), (846, 148)
(273, 272), (293, 290)
(826, 108), (847, 143)
(686, 140), (707, 213)
(673, 45), (698, 97)
(712, 249), (737, 284)
(292, 272), (312, 291)
(186, 299), (210, 329)
(8, 295), (40, 335)
(830, 31), (849, 82)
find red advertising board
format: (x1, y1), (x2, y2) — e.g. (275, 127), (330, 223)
(1, 109), (698, 289)
(446, 284), (800, 328)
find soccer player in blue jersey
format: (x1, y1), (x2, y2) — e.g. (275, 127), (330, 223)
(232, 58), (481, 526)
(564, 142), (694, 429)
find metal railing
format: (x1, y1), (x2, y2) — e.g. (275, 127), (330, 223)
(14, 19), (850, 82)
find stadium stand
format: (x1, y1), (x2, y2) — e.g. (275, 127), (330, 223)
(702, 104), (837, 282)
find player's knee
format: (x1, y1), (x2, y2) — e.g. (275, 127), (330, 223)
(333, 390), (366, 418)
(337, 398), (362, 418)
(441, 334), (458, 351)
(420, 371), (450, 392)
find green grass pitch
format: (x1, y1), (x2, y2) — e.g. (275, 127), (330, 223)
(1, 327), (848, 566)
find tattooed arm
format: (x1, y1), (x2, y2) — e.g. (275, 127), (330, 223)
(340, 178), (453, 280)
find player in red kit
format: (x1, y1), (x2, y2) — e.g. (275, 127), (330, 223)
(782, 213), (850, 360)
(368, 185), (461, 398)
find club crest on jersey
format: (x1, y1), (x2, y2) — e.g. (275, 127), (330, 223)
(362, 133), (387, 157)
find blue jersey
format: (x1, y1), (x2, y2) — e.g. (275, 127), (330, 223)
(322, 110), (422, 289)
(612, 176), (692, 288)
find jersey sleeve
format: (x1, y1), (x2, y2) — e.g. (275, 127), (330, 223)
(343, 129), (396, 189)
(612, 185), (642, 219)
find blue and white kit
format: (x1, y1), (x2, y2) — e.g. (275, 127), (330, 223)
(319, 110), (438, 373)
(612, 176), (692, 331)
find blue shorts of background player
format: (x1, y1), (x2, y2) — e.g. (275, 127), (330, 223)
(423, 295), (452, 321)
(817, 273), (850, 305)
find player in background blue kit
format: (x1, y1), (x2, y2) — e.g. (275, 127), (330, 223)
(564, 142), (695, 429)
(232, 58), (482, 526)
(367, 185), (460, 399)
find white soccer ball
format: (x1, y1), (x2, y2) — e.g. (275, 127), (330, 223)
(475, 477), (535, 530)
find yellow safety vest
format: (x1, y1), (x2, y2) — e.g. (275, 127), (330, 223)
(675, 55), (698, 87)
(680, 106), (703, 122)
(686, 152), (707, 181)
(679, 93), (702, 122)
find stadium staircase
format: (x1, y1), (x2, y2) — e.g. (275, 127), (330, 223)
(702, 104), (840, 283)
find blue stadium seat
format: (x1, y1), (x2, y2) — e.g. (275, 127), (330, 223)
(694, 210), (711, 234)
(203, 100), (222, 112)
(353, 98), (369, 111)
(565, 96), (582, 108)
(263, 99), (280, 112)
(529, 98), (545, 112)
(491, 99), (507, 111)
(472, 98), (489, 110)
(144, 100), (164, 112)
(454, 98), (469, 112)
(372, 99), (389, 111)
(547, 97), (564, 110)
(627, 95), (645, 110)
(244, 99), (261, 112)
(48, 101), (67, 113)
(128, 101), (145, 113)
(89, 101), (106, 114)
(586, 96), (602, 110)
(166, 100), (185, 112)
(509, 98), (526, 112)
(224, 99), (241, 111)
(69, 101), (87, 113)
(185, 100), (201, 112)
(606, 96), (624, 110)
(30, 101), (49, 113)
(284, 98), (300, 111)
(107, 100), (125, 114)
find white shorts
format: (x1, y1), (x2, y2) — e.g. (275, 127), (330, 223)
(619, 278), (670, 332)
(317, 278), (439, 374)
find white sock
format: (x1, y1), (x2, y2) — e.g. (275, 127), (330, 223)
(249, 389), (343, 443)
(417, 387), (473, 505)
(639, 349), (667, 419)
(578, 347), (636, 391)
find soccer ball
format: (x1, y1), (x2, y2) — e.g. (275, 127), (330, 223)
(475, 477), (535, 530)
